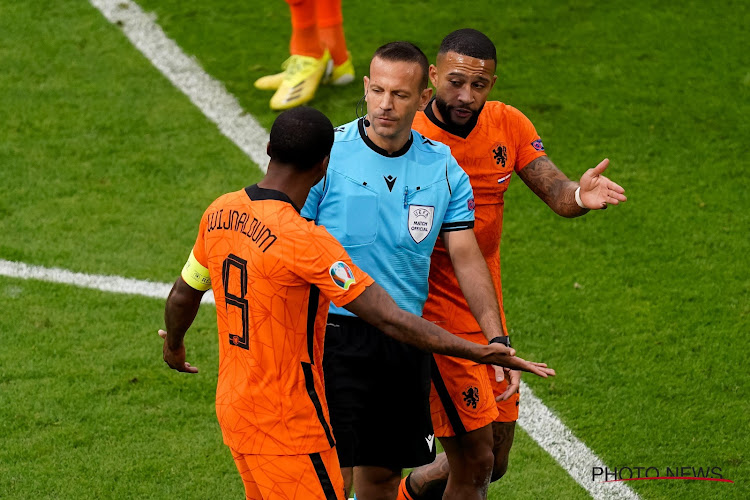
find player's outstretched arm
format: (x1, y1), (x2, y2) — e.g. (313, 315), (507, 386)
(344, 283), (555, 377)
(578, 158), (627, 209)
(160, 277), (206, 373)
(518, 156), (626, 217)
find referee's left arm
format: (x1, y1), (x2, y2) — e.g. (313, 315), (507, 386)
(442, 228), (504, 344)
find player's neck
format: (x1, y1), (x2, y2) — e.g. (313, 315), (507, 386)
(430, 99), (447, 125)
(259, 166), (316, 211)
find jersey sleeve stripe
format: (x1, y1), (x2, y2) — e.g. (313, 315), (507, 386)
(440, 221), (475, 232)
(306, 285), (321, 363)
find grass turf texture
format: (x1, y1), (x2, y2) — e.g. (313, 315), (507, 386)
(0, 276), (241, 498)
(0, 0), (262, 283)
(2, 0), (748, 498)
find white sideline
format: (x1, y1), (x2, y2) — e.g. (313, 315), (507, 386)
(89, 0), (269, 172)
(0, 259), (214, 304)
(518, 383), (639, 499)
(78, 1), (639, 498)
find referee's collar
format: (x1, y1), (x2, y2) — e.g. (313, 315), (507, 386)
(358, 118), (413, 158)
(423, 98), (482, 139)
(245, 184), (301, 213)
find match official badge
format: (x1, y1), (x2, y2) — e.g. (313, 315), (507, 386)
(330, 261), (356, 290)
(531, 139), (545, 151)
(408, 205), (434, 244)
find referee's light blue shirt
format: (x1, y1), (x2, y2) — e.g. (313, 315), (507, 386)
(302, 118), (475, 317)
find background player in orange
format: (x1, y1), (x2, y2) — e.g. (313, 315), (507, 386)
(159, 106), (555, 500)
(399, 29), (627, 500)
(254, 0), (355, 110)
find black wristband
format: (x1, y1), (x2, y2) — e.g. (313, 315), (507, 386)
(489, 335), (511, 348)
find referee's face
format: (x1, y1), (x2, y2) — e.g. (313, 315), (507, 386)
(364, 57), (432, 149)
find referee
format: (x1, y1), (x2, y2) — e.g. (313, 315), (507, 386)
(303, 42), (515, 500)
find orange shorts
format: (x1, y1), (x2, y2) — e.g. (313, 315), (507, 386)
(491, 368), (520, 423)
(430, 332), (519, 438)
(230, 446), (345, 500)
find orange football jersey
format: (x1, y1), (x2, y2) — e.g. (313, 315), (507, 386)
(414, 101), (546, 334)
(189, 185), (373, 455)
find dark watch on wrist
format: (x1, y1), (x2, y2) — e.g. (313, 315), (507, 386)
(489, 335), (511, 347)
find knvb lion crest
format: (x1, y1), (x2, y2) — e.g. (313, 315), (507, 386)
(462, 386), (480, 409)
(408, 205), (434, 244)
(492, 144), (508, 168)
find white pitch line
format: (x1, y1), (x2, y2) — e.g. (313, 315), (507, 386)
(0, 259), (214, 304)
(518, 382), (640, 499)
(83, 2), (638, 498)
(89, 0), (269, 172)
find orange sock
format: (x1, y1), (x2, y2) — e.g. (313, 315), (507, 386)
(396, 475), (416, 500)
(286, 0), (324, 58)
(315, 0), (349, 65)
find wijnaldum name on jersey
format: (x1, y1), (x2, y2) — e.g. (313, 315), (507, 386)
(206, 209), (277, 252)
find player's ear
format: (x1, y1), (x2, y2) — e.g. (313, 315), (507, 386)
(266, 141), (272, 157)
(418, 87), (433, 111)
(363, 75), (369, 96)
(429, 64), (438, 88)
(489, 74), (498, 92)
(311, 155), (330, 184)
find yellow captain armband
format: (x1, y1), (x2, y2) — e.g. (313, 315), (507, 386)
(181, 250), (212, 291)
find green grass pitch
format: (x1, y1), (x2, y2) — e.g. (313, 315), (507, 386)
(1, 0), (747, 498)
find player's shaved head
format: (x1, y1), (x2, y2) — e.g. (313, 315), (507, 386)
(372, 41), (429, 90)
(438, 28), (497, 64)
(268, 107), (334, 171)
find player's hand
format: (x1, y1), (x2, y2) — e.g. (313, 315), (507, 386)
(579, 158), (627, 209)
(480, 342), (515, 364)
(481, 344), (554, 378)
(158, 329), (199, 373)
(492, 365), (505, 383)
(496, 369), (521, 401)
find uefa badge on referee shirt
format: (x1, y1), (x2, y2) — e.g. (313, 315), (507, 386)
(408, 205), (434, 244)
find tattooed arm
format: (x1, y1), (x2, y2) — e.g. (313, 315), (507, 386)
(518, 156), (627, 217)
(517, 156), (586, 217)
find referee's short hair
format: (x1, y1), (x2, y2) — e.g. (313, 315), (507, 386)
(438, 28), (497, 64)
(372, 41), (430, 90)
(268, 107), (334, 171)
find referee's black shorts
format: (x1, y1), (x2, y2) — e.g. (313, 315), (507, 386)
(323, 314), (436, 470)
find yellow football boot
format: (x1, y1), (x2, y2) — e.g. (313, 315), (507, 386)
(254, 57), (291, 91)
(257, 53), (355, 92)
(326, 55), (355, 86)
(269, 51), (332, 110)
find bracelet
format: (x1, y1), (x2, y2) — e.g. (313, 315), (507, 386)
(489, 335), (512, 348)
(575, 186), (586, 209)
